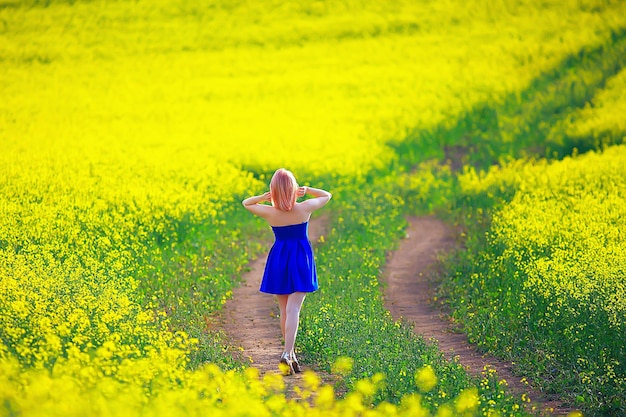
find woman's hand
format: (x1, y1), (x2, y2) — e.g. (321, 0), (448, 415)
(262, 191), (272, 202)
(297, 186), (307, 198)
(297, 186), (331, 212)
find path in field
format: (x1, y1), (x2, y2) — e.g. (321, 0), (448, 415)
(383, 216), (573, 416)
(221, 215), (330, 396)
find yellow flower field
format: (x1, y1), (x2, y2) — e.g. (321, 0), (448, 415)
(547, 65), (626, 151)
(453, 147), (626, 412)
(2, 0), (626, 415)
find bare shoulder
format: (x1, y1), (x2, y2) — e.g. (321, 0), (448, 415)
(299, 195), (331, 212)
(244, 202), (275, 219)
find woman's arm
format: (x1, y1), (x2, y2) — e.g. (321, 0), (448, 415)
(242, 192), (272, 217)
(242, 192), (271, 207)
(299, 186), (332, 212)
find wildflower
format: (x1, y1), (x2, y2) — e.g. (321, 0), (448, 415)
(331, 356), (353, 376)
(356, 379), (376, 397)
(303, 370), (320, 392)
(455, 387), (479, 414)
(415, 365), (438, 392)
(436, 404), (454, 417)
(315, 385), (335, 410)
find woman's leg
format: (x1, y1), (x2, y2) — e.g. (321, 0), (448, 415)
(283, 292), (306, 355)
(276, 294), (289, 340)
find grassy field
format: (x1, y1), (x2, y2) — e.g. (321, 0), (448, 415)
(1, 0), (625, 415)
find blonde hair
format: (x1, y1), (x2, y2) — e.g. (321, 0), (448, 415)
(270, 168), (298, 211)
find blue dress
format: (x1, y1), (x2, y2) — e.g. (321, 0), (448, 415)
(260, 221), (318, 294)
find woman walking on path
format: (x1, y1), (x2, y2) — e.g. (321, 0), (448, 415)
(242, 168), (331, 375)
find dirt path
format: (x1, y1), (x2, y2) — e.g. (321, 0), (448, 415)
(221, 215), (330, 392)
(383, 216), (573, 416)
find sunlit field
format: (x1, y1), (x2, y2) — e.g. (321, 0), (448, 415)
(1, 0), (625, 415)
(449, 146), (626, 413)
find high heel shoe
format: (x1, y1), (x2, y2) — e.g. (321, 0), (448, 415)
(279, 352), (294, 375)
(290, 353), (302, 373)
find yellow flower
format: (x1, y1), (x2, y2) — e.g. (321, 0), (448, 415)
(262, 372), (285, 393)
(415, 365), (438, 392)
(331, 356), (354, 376)
(315, 385), (335, 410)
(356, 379), (376, 397)
(436, 404), (454, 417)
(303, 370), (320, 392)
(455, 387), (479, 414)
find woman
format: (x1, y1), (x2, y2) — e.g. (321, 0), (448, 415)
(242, 168), (332, 374)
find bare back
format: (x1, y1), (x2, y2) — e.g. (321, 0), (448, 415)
(265, 203), (313, 227)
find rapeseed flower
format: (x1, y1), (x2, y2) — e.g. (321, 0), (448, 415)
(415, 365), (438, 393)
